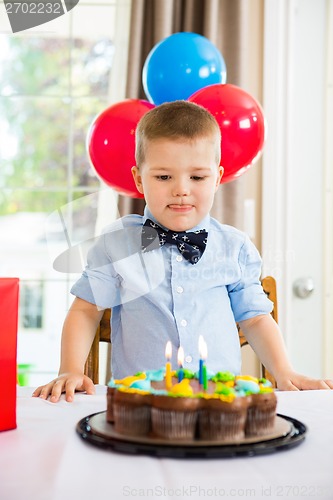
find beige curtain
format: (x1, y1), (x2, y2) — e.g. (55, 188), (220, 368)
(118, 0), (264, 232)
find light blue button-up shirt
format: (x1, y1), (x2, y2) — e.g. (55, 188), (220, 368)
(71, 207), (273, 378)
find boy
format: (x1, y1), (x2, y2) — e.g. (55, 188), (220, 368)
(34, 101), (333, 402)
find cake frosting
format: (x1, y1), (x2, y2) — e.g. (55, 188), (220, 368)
(107, 369), (277, 441)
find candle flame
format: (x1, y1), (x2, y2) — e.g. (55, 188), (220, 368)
(198, 335), (204, 351)
(165, 340), (172, 360)
(177, 346), (184, 366)
(199, 337), (208, 360)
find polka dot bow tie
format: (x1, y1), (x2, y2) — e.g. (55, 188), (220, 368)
(142, 219), (208, 264)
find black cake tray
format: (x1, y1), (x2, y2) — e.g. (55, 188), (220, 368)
(76, 412), (307, 458)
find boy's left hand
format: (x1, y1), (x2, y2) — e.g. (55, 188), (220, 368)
(276, 371), (333, 391)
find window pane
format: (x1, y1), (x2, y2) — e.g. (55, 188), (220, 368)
(72, 36), (114, 97)
(0, 187), (70, 217)
(0, 97), (70, 189)
(20, 281), (44, 329)
(0, 95), (103, 190)
(45, 191), (102, 275)
(72, 97), (108, 188)
(0, 196), (71, 278)
(46, 191), (99, 245)
(0, 35), (71, 97)
(71, 4), (116, 98)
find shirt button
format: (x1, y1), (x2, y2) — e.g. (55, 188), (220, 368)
(185, 355), (192, 363)
(176, 255), (183, 262)
(180, 319), (187, 327)
(176, 286), (184, 294)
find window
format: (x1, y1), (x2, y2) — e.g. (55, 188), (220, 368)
(0, 0), (130, 384)
(20, 281), (44, 329)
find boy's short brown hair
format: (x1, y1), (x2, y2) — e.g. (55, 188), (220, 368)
(135, 100), (221, 167)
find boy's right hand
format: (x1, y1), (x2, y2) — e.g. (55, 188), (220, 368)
(32, 373), (95, 403)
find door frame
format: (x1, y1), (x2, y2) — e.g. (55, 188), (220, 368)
(323, 0), (333, 376)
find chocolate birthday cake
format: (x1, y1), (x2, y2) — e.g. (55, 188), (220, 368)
(106, 369), (277, 442)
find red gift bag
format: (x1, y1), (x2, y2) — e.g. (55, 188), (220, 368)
(0, 278), (19, 431)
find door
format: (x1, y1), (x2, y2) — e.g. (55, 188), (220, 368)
(262, 0), (333, 378)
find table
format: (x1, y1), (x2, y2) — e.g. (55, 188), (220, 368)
(1, 387), (332, 500)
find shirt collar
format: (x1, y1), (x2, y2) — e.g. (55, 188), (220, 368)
(143, 206), (210, 233)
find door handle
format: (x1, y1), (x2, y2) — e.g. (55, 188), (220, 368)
(293, 277), (315, 299)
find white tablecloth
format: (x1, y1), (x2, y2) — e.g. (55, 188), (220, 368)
(0, 387), (332, 500)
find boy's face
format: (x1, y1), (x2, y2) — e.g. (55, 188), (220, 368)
(132, 136), (223, 232)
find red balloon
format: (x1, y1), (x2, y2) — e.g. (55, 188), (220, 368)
(87, 99), (155, 197)
(189, 84), (266, 183)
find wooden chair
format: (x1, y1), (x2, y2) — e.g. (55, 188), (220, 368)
(238, 276), (278, 387)
(85, 276), (278, 387)
(84, 308), (112, 385)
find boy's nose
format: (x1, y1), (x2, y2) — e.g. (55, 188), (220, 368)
(172, 180), (190, 197)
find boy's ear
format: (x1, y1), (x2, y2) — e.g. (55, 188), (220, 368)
(215, 166), (224, 189)
(131, 166), (144, 194)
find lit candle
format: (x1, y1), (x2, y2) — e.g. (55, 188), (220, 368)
(177, 346), (184, 383)
(203, 365), (208, 391)
(165, 341), (172, 390)
(198, 336), (207, 386)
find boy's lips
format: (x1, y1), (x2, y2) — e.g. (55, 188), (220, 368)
(168, 204), (193, 212)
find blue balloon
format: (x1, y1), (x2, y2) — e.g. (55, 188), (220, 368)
(142, 32), (227, 105)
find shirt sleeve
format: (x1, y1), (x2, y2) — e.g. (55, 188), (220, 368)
(70, 232), (121, 309)
(227, 235), (273, 322)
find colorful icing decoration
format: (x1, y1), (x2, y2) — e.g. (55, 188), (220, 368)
(130, 379), (151, 391)
(259, 378), (273, 388)
(107, 378), (118, 388)
(114, 373), (146, 386)
(214, 383), (236, 397)
(151, 388), (169, 396)
(144, 368), (165, 382)
(235, 378), (260, 394)
(235, 375), (258, 383)
(199, 385), (235, 403)
(211, 371), (235, 383)
(223, 380), (235, 388)
(195, 368), (215, 380)
(234, 388), (247, 397)
(179, 368), (196, 379)
(168, 379), (193, 397)
(117, 386), (150, 395)
(216, 393), (235, 403)
(258, 386), (274, 394)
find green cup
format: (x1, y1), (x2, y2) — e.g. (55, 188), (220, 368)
(17, 364), (34, 386)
